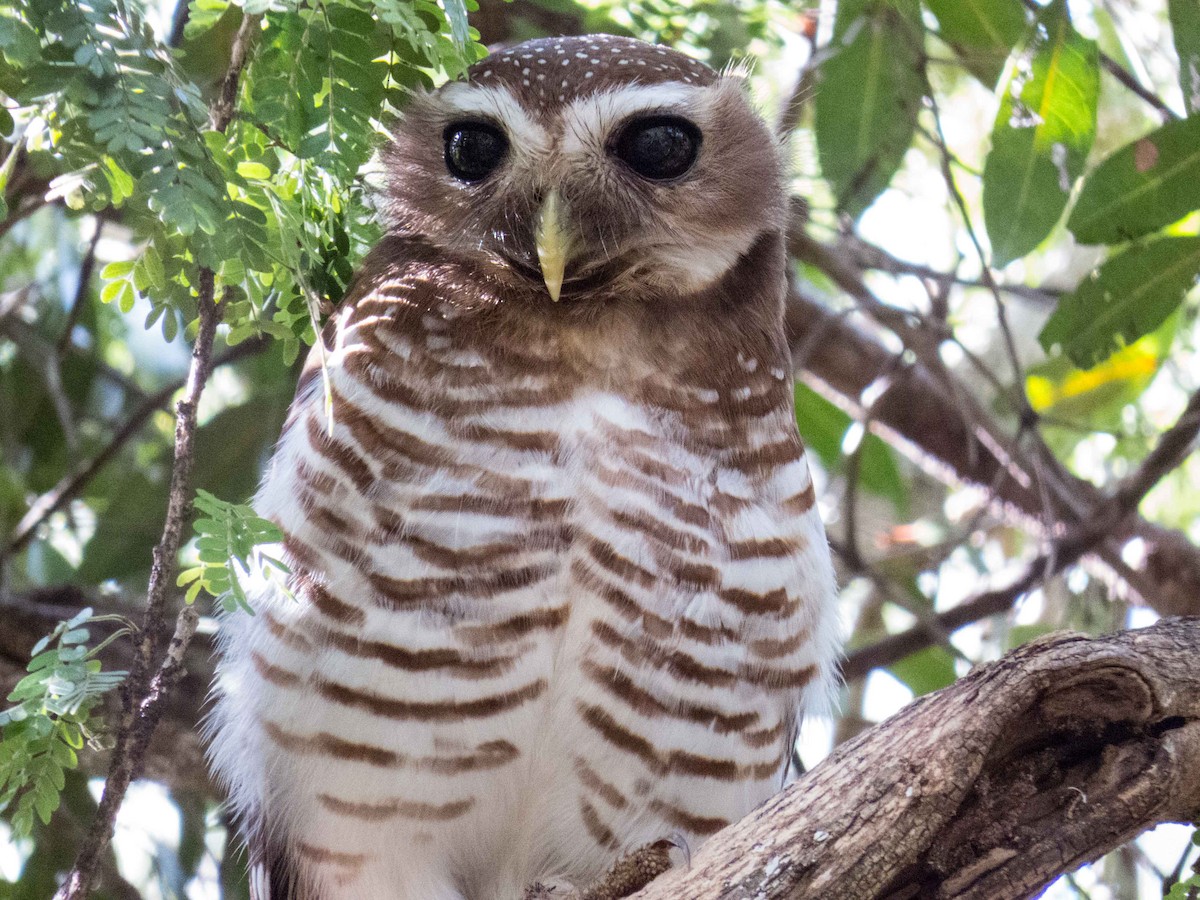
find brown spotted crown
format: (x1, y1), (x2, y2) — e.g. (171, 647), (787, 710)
(467, 34), (718, 110)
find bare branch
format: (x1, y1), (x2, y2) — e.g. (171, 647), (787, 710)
(0, 337), (268, 565)
(784, 279), (1200, 621)
(841, 386), (1200, 679)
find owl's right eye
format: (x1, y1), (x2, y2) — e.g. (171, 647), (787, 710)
(444, 122), (508, 182)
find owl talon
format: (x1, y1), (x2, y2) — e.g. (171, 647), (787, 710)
(663, 831), (692, 869)
(572, 839), (676, 900)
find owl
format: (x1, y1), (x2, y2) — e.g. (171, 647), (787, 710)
(206, 33), (839, 900)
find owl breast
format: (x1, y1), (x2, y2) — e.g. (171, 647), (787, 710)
(207, 256), (838, 900)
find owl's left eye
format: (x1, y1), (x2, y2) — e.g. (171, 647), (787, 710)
(611, 116), (701, 181)
(444, 122), (508, 182)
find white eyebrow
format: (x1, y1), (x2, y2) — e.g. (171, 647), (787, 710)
(437, 82), (550, 154)
(559, 83), (706, 154)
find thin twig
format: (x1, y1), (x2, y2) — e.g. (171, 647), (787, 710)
(53, 13), (260, 897)
(0, 338), (267, 565)
(52, 284), (219, 900)
(923, 82), (1030, 415)
(843, 387), (1200, 680)
(843, 234), (1062, 305)
(775, 9), (820, 138)
(56, 224), (102, 355)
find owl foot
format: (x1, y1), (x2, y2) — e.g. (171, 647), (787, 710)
(573, 834), (688, 900)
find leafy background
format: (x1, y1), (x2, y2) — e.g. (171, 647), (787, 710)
(0, 0), (1198, 896)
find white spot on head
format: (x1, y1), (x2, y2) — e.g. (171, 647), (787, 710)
(584, 71), (594, 78)
(590, 58), (599, 63)
(575, 52), (587, 58)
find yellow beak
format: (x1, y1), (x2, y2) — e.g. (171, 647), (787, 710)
(535, 189), (569, 302)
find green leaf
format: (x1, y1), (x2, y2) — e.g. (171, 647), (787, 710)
(1067, 115), (1200, 245)
(440, 0), (471, 49)
(924, 0), (1027, 86)
(1170, 0), (1200, 115)
(1039, 236), (1200, 368)
(888, 645), (958, 696)
(814, 0), (928, 218)
(794, 384), (908, 513)
(0, 16), (42, 68)
(235, 160), (271, 180)
(982, 0), (1099, 266)
(100, 260), (135, 279)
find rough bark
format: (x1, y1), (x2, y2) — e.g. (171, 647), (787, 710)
(631, 618), (1200, 900)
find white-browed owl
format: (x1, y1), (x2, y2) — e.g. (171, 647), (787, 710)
(207, 33), (839, 900)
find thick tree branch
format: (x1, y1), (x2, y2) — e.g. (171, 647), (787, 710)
(631, 618), (1200, 900)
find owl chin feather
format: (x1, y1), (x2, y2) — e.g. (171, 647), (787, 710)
(207, 33), (840, 900)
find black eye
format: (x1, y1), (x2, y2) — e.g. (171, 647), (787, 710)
(444, 122), (508, 182)
(612, 116), (701, 181)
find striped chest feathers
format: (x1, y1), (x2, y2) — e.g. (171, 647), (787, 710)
(218, 287), (838, 897)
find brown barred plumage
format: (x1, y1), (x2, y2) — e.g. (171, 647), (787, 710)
(207, 33), (839, 900)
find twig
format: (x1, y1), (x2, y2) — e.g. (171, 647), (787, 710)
(843, 386), (1200, 680)
(52, 284), (219, 900)
(52, 14), (260, 897)
(842, 234), (1062, 305)
(923, 81), (1031, 417)
(0, 338), (267, 565)
(56, 224), (102, 354)
(775, 9), (820, 138)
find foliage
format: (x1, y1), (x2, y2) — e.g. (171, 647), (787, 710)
(0, 0), (482, 362)
(1166, 828), (1200, 900)
(177, 488), (288, 613)
(0, 608), (126, 837)
(814, 0), (928, 220)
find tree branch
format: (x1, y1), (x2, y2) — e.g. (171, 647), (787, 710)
(783, 282), (1200, 621)
(52, 15), (260, 897)
(0, 337), (268, 565)
(842, 386), (1200, 678)
(631, 618), (1200, 900)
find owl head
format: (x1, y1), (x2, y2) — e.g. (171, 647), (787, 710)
(381, 35), (785, 305)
